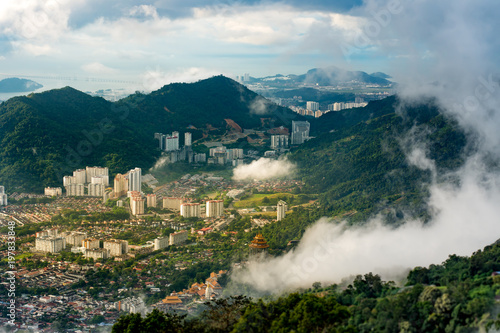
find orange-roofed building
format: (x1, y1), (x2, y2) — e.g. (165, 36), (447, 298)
(162, 296), (183, 307)
(249, 233), (270, 255)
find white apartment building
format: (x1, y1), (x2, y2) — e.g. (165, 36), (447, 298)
(36, 228), (58, 238)
(270, 135), (289, 149)
(88, 183), (104, 197)
(73, 169), (87, 184)
(128, 168), (142, 192)
(206, 200), (224, 218)
(194, 153), (206, 163)
(291, 121), (310, 145)
(65, 183), (85, 196)
(180, 203), (201, 218)
(185, 132), (192, 146)
(44, 187), (62, 196)
(131, 196), (145, 216)
(0, 186), (8, 205)
(277, 200), (288, 221)
(306, 101), (319, 111)
(62, 231), (88, 247)
(328, 102), (368, 111)
(103, 239), (129, 257)
(63, 176), (75, 187)
(35, 237), (66, 253)
(85, 248), (110, 260)
(226, 148), (244, 161)
(163, 197), (184, 210)
(169, 230), (188, 246)
(146, 194), (157, 208)
(91, 175), (109, 186)
(164, 132), (180, 152)
(82, 238), (100, 249)
(154, 236), (169, 251)
(86, 166), (109, 184)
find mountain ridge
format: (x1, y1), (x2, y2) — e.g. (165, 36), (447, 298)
(0, 75), (303, 191)
(253, 66), (392, 87)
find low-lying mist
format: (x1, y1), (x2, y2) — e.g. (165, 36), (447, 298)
(232, 156), (500, 293)
(232, 157), (296, 181)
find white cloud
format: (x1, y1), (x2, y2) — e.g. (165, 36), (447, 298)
(191, 4), (362, 46)
(0, 0), (71, 40)
(82, 62), (117, 75)
(18, 43), (54, 56)
(233, 159), (500, 293)
(128, 5), (159, 20)
(233, 158), (296, 181)
(141, 66), (223, 91)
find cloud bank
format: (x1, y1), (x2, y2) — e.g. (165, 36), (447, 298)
(233, 158), (500, 292)
(232, 158), (295, 181)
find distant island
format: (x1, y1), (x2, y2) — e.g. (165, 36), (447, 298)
(0, 77), (43, 93)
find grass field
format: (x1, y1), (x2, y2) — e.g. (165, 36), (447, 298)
(249, 211), (277, 217)
(233, 193), (313, 208)
(13, 252), (34, 260)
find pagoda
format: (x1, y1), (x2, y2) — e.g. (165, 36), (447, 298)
(249, 233), (270, 255)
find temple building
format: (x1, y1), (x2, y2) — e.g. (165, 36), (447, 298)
(249, 233), (270, 255)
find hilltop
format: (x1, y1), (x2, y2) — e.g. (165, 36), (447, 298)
(117, 75), (300, 133)
(0, 77), (43, 93)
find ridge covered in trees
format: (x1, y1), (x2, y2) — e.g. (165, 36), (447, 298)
(290, 96), (468, 223)
(112, 241), (500, 332)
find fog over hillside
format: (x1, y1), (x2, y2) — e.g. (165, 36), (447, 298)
(232, 0), (500, 293)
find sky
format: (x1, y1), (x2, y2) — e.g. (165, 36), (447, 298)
(0, 0), (447, 93)
(1, 0), (498, 94)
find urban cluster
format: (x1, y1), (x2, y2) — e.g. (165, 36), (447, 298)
(288, 99), (368, 118)
(154, 131), (206, 164)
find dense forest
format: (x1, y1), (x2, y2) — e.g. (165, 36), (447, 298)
(112, 241), (500, 332)
(0, 87), (158, 191)
(291, 96), (468, 223)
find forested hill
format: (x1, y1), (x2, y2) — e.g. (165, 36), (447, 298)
(0, 87), (158, 191)
(290, 96), (468, 223)
(0, 76), (301, 192)
(118, 75), (301, 133)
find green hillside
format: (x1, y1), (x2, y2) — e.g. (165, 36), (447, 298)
(290, 96), (468, 223)
(0, 76), (301, 192)
(117, 75), (302, 134)
(0, 87), (157, 191)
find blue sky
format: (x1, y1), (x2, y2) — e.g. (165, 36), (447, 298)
(0, 0), (498, 92)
